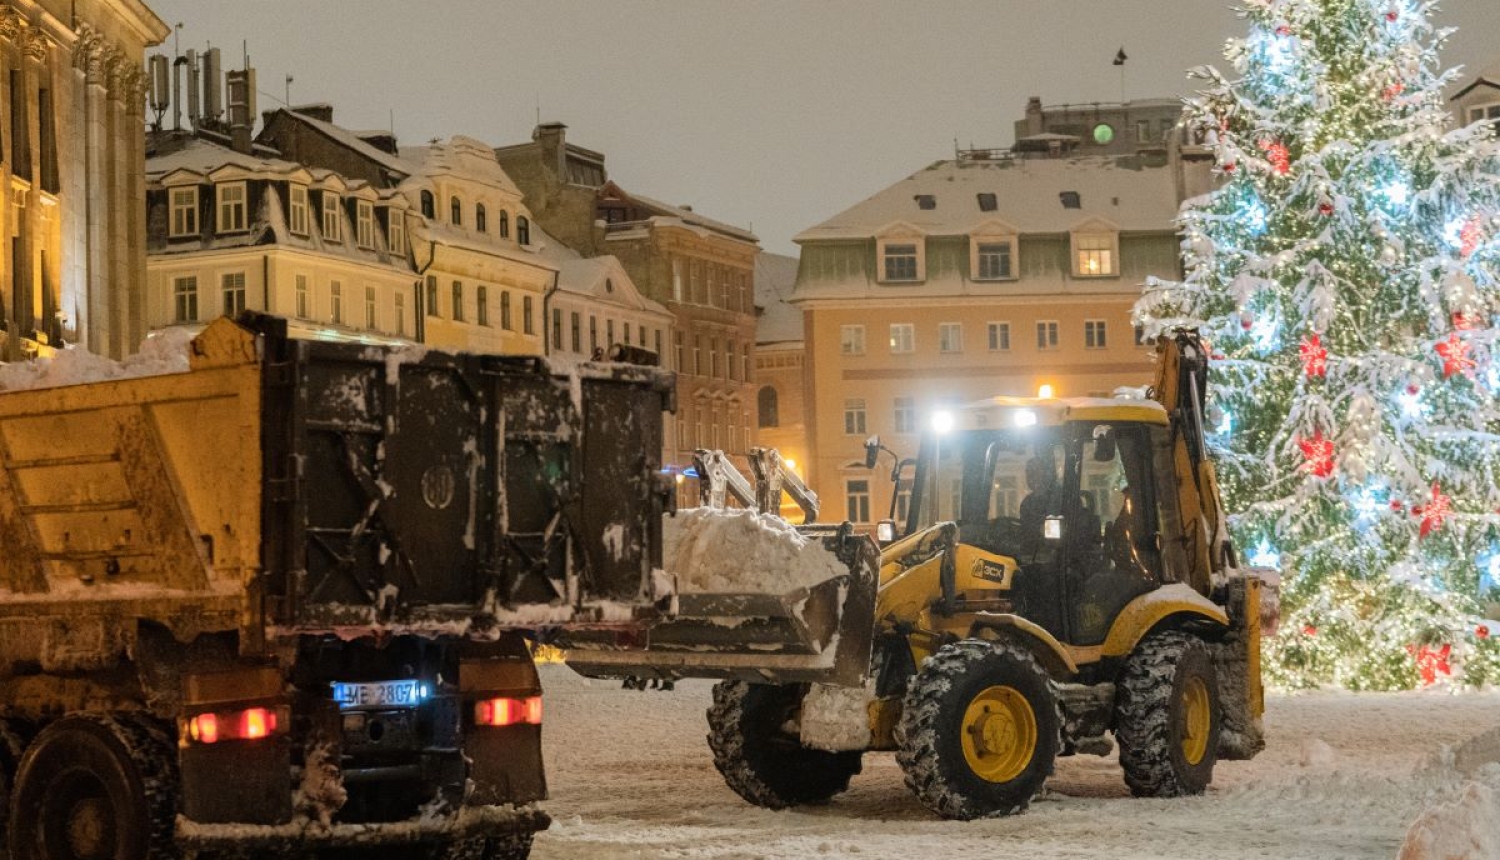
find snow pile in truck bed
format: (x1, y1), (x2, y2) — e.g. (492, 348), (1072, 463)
(663, 507), (846, 594)
(0, 328), (193, 392)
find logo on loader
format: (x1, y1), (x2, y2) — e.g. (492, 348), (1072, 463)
(972, 558), (1010, 585)
(421, 464), (456, 510)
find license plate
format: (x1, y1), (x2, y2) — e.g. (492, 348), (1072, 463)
(331, 679), (422, 709)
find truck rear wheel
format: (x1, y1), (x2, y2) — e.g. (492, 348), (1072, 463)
(706, 681), (862, 809)
(1116, 630), (1221, 797)
(9, 713), (177, 860)
(428, 833), (533, 860)
(896, 639), (1060, 820)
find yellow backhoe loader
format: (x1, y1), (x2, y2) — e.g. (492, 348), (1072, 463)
(566, 331), (1269, 820)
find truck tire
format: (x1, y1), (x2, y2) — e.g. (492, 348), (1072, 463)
(895, 639), (1060, 820)
(0, 719), (31, 837)
(9, 712), (178, 860)
(1116, 630), (1221, 797)
(426, 833), (532, 860)
(706, 681), (862, 809)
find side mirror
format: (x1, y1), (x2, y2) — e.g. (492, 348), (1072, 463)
(876, 520), (896, 543)
(864, 435), (882, 469)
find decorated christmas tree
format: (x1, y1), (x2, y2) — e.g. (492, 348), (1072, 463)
(1136, 0), (1500, 689)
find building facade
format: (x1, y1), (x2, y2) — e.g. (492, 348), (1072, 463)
(753, 251), (808, 519)
(497, 123), (761, 500)
(1, 0), (167, 361)
(1451, 59), (1500, 133)
(792, 97), (1211, 527)
(545, 249), (673, 366)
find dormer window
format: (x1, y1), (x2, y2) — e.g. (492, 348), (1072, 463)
(217, 181), (247, 233)
(977, 193), (997, 212)
(1060, 191), (1082, 209)
(169, 187), (198, 237)
(1073, 232), (1118, 277)
(322, 192), (342, 242)
(288, 184), (309, 235)
(387, 209), (406, 256)
(356, 200), (375, 248)
(420, 190), (435, 219)
(915, 194), (936, 210)
(450, 196), (462, 226)
(476, 203), (487, 234)
(878, 237), (923, 283)
(517, 216), (530, 246)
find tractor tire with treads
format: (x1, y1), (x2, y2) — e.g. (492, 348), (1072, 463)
(706, 681), (862, 809)
(1116, 629), (1221, 797)
(895, 639), (1061, 820)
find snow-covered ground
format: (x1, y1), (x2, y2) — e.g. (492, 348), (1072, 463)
(534, 665), (1500, 860)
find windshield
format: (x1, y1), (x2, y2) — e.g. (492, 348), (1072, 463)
(911, 427), (1064, 539)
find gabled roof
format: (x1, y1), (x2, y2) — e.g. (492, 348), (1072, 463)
(1451, 58), (1500, 101)
(554, 255), (670, 317)
(270, 109), (414, 180)
(794, 155), (1181, 243)
(599, 181), (758, 244)
(754, 252), (802, 346)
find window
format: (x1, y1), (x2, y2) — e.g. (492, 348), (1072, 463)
(657, 330), (664, 362)
(1059, 191), (1082, 209)
(1468, 103), (1500, 133)
(476, 203), (487, 233)
(894, 396), (916, 434)
(420, 190), (435, 218)
(356, 201), (375, 248)
(571, 312), (582, 352)
(975, 242), (1013, 280)
(552, 308), (561, 347)
(1136, 119), (1153, 142)
(987, 321), (1011, 351)
(452, 281), (465, 322)
(889, 323), (914, 354)
(1075, 233), (1116, 276)
(523, 296), (534, 335)
(840, 324), (866, 356)
(977, 192), (997, 212)
(758, 386), (779, 428)
(843, 399), (867, 435)
(939, 322), (963, 354)
(387, 209), (405, 256)
(425, 275), (439, 317)
(322, 192), (341, 241)
(217, 182), (247, 233)
(846, 480), (871, 524)
(288, 185), (309, 235)
(498, 210), (509, 238)
(1085, 319), (1108, 349)
(710, 338), (720, 378)
(882, 242), (919, 282)
(624, 322), (632, 346)
(394, 292), (406, 336)
(728, 339), (738, 381)
(674, 331), (683, 370)
(295, 274), (310, 318)
(672, 259), (684, 301)
(915, 194), (936, 210)
(330, 280), (344, 323)
(173, 276), (198, 322)
(365, 286), (378, 329)
(492, 292), (506, 330)
(170, 187), (198, 237)
(517, 216), (530, 245)
(1037, 320), (1059, 350)
(476, 286), (489, 326)
(450, 196), (462, 226)
(221, 272), (247, 317)
(693, 336), (703, 375)
(743, 345), (751, 382)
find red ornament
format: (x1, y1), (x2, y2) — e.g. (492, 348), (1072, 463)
(1479, 625), (1491, 640)
(1435, 332), (1476, 378)
(1415, 483), (1452, 538)
(1389, 499), (1404, 512)
(1318, 201), (1335, 216)
(1223, 161), (1237, 174)
(1299, 334), (1329, 378)
(1460, 216), (1484, 258)
(1386, 11), (1399, 22)
(1240, 313), (1254, 331)
(1275, 23), (1293, 36)
(1258, 139), (1291, 175)
(1406, 382), (1421, 396)
(1382, 82), (1404, 102)
(1408, 643), (1453, 686)
(1298, 430), (1336, 478)
(1302, 625), (1318, 637)
(1452, 312), (1479, 331)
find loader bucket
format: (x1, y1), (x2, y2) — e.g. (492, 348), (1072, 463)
(562, 522), (879, 688)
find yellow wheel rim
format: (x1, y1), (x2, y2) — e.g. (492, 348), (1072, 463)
(960, 685), (1037, 783)
(1180, 676), (1211, 766)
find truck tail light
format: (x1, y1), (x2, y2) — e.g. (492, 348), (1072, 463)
(474, 696), (543, 727)
(186, 706), (283, 745)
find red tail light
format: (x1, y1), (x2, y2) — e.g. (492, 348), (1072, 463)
(186, 706), (285, 745)
(474, 696), (543, 727)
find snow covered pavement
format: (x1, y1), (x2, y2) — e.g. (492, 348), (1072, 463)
(533, 666), (1500, 860)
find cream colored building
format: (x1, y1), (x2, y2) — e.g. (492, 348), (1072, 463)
(1, 0), (168, 360)
(1451, 58), (1500, 132)
(754, 251), (809, 520)
(543, 247), (672, 365)
(792, 98), (1211, 527)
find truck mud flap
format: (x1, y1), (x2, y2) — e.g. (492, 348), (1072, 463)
(562, 527), (879, 688)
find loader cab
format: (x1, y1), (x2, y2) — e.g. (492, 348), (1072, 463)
(904, 399), (1179, 646)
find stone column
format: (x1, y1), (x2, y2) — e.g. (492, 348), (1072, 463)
(0, 8), (20, 360)
(64, 23), (105, 348)
(121, 63), (146, 350)
(104, 47), (126, 357)
(78, 29), (109, 354)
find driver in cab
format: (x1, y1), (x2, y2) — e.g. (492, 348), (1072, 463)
(1019, 455), (1063, 552)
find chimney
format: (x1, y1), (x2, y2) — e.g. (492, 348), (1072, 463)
(226, 67), (256, 154)
(533, 122), (567, 176)
(1025, 95), (1044, 136)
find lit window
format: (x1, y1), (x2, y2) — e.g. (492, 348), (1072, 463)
(221, 272), (246, 317)
(976, 242), (1013, 280)
(295, 273), (309, 318)
(452, 281), (465, 323)
(170, 187), (198, 237)
(1037, 320), (1059, 350)
(894, 396), (916, 434)
(217, 182), (247, 233)
(365, 285), (378, 329)
(840, 324), (866, 356)
(356, 201), (375, 248)
(330, 280), (344, 323)
(883, 243), (919, 282)
(1085, 319), (1108, 349)
(477, 286), (489, 326)
(173, 276), (198, 322)
(845, 479), (871, 523)
(288, 184), (309, 235)
(939, 322), (963, 354)
(1075, 233), (1116, 276)
(890, 323), (914, 354)
(988, 321), (1011, 351)
(843, 399), (867, 435)
(322, 192), (341, 242)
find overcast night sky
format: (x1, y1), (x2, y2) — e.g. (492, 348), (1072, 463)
(145, 1), (1500, 255)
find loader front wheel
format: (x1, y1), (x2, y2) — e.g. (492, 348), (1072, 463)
(706, 681), (862, 809)
(1116, 630), (1221, 797)
(896, 639), (1060, 820)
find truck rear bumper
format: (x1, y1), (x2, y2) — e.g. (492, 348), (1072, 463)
(175, 804), (550, 851)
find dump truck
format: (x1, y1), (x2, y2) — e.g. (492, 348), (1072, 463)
(566, 330), (1268, 820)
(0, 314), (674, 859)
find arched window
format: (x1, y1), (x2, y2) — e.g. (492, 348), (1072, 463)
(517, 216), (530, 246)
(420, 190), (435, 219)
(476, 203), (487, 233)
(498, 211), (510, 238)
(757, 386), (779, 428)
(450, 196), (463, 226)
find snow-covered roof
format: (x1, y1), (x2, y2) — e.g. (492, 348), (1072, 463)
(554, 255), (670, 319)
(279, 109), (413, 179)
(1452, 57), (1500, 100)
(754, 252), (802, 347)
(147, 135), (307, 179)
(794, 155), (1181, 243)
(404, 136), (524, 198)
(613, 186), (758, 244)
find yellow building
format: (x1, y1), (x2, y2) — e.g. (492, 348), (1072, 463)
(753, 251), (809, 520)
(792, 100), (1210, 526)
